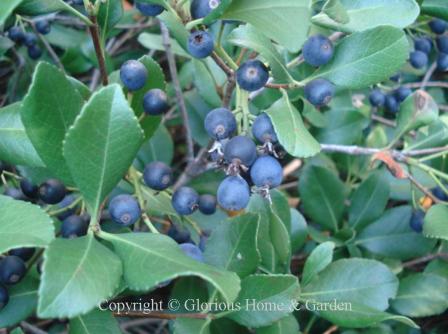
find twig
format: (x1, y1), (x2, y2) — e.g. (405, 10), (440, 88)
(223, 76), (236, 108)
(88, 15), (108, 86)
(371, 113), (396, 127)
(404, 81), (448, 89)
(173, 146), (210, 190)
(114, 311), (212, 320)
(20, 322), (48, 334)
(160, 20), (194, 162)
(403, 253), (448, 268)
(421, 62), (437, 90)
(323, 325), (339, 334)
(211, 51), (233, 77)
(407, 173), (442, 204)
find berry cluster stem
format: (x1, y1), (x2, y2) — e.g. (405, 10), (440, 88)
(129, 167), (160, 234)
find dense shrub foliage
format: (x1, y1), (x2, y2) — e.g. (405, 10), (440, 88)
(1, 0), (448, 333)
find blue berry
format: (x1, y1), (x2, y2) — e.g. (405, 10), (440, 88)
(303, 34), (334, 67)
(369, 89), (386, 107)
(410, 210), (425, 233)
(143, 89), (169, 115)
(389, 73), (401, 82)
(4, 188), (27, 201)
(168, 226), (191, 243)
(236, 60), (269, 92)
(120, 60), (148, 91)
(135, 1), (164, 16)
(20, 179), (38, 198)
(414, 37), (432, 54)
(432, 185), (448, 201)
(109, 195), (141, 226)
(143, 161), (173, 191)
(437, 53), (448, 71)
(61, 215), (89, 238)
(198, 194), (217, 215)
(0, 256), (26, 285)
(250, 156), (283, 188)
(437, 36), (448, 54)
(395, 86), (412, 103)
(204, 108), (237, 140)
(23, 32), (37, 47)
(9, 248), (35, 262)
(252, 113), (277, 144)
(217, 176), (250, 211)
(429, 19), (447, 34)
(190, 0), (221, 19)
(224, 135), (257, 167)
(36, 20), (51, 35)
(0, 285), (8, 310)
(187, 30), (214, 59)
(304, 78), (335, 107)
(28, 45), (43, 60)
(180, 243), (204, 262)
(56, 194), (79, 220)
(39, 179), (66, 204)
(385, 94), (399, 114)
(8, 26), (24, 42)
(172, 187), (199, 216)
(410, 51), (428, 69)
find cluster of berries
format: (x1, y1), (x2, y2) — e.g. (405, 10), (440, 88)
(369, 84), (412, 115)
(7, 19), (51, 60)
(409, 18), (448, 71)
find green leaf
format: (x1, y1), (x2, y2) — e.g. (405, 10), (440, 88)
(290, 209), (308, 253)
(174, 318), (212, 334)
(204, 213), (260, 278)
(17, 0), (83, 16)
(424, 204), (448, 240)
(38, 234), (122, 318)
(0, 195), (54, 254)
(247, 192), (292, 273)
(227, 25), (294, 83)
(134, 125), (174, 169)
(316, 108), (367, 145)
(222, 0), (312, 52)
(308, 301), (418, 328)
(302, 259), (398, 308)
(425, 259), (448, 278)
(138, 32), (190, 58)
(299, 165), (345, 231)
(202, 0), (233, 25)
(391, 273), (448, 317)
(0, 103), (44, 167)
(308, 26), (409, 89)
(349, 172), (390, 230)
(159, 9), (190, 52)
(0, 275), (38, 327)
(266, 93), (320, 158)
(227, 274), (300, 328)
(396, 90), (439, 135)
(99, 232), (241, 303)
(0, 0), (23, 26)
(302, 242), (335, 286)
(302, 259), (400, 326)
(355, 206), (436, 260)
(97, 0), (123, 40)
(256, 315), (300, 334)
(193, 60), (222, 107)
(321, 0), (349, 24)
(422, 0), (448, 20)
(22, 62), (84, 184)
(312, 0), (419, 32)
(63, 84), (144, 217)
(69, 309), (122, 334)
